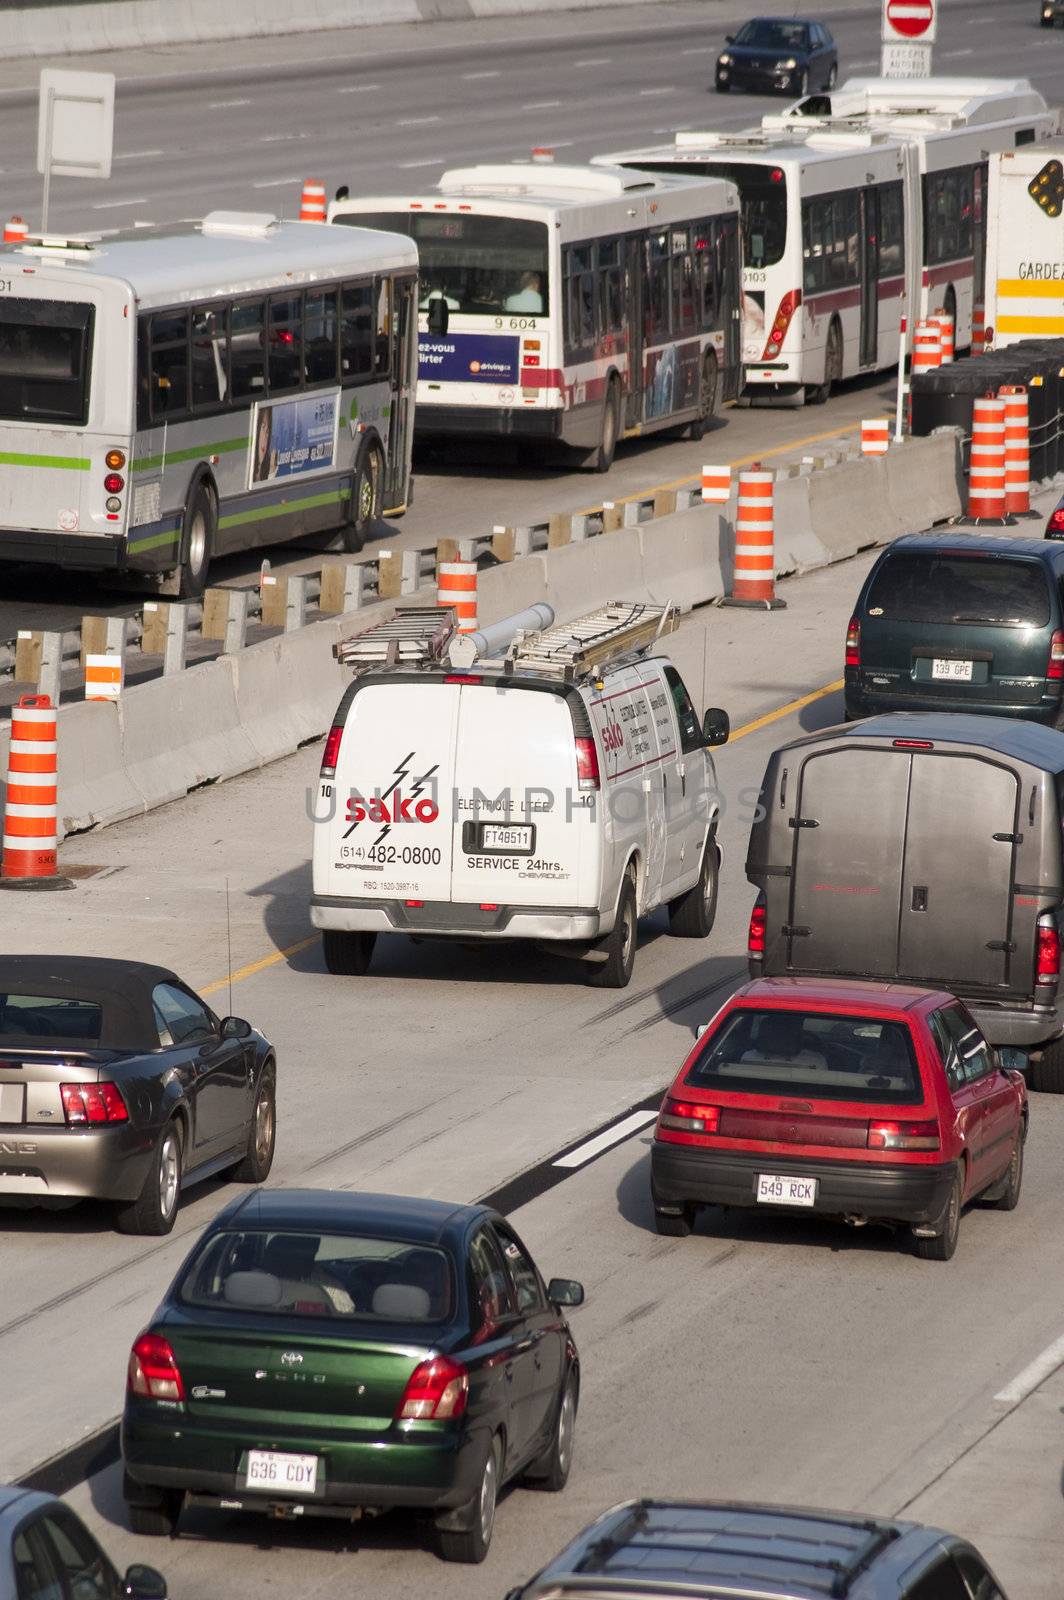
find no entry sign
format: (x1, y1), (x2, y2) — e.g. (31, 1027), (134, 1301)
(883, 0), (937, 41)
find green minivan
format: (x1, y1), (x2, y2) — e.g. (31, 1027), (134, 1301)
(845, 534), (1064, 724)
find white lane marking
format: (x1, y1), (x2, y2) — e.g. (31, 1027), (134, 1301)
(994, 1331), (1064, 1404)
(553, 1109), (657, 1169)
(261, 132), (307, 142)
(398, 115), (441, 125)
(210, 98), (250, 108)
(639, 86), (676, 97)
(115, 149), (164, 161)
(400, 156), (448, 168)
(462, 69), (501, 79)
(945, 47), (974, 56)
(848, 58), (877, 68)
(337, 83), (381, 93)
(575, 56), (611, 66)
(523, 99), (561, 109)
(92, 197), (148, 209)
(684, 46), (716, 54)
(253, 176), (302, 189)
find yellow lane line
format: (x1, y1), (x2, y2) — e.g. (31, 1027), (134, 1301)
(200, 934), (320, 999)
(729, 678), (845, 743)
(578, 421), (857, 514)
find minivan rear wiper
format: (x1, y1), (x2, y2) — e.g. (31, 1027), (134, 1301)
(951, 613), (1026, 625)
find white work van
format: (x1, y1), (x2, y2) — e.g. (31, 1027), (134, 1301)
(310, 603), (730, 987)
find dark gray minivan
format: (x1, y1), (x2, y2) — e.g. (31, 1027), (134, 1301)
(844, 534), (1064, 725)
(746, 714), (1064, 1090)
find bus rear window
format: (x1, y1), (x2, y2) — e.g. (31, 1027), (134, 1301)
(0, 298), (94, 425)
(337, 211), (550, 316)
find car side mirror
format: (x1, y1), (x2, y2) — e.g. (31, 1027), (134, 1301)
(702, 707), (730, 747)
(696, 1023), (711, 1039)
(725, 33), (735, 42)
(220, 1016), (252, 1040)
(998, 1046), (1029, 1074)
(427, 297), (450, 336)
(547, 1277), (585, 1308)
(124, 1567), (167, 1600)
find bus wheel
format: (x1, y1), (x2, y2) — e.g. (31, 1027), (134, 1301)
(807, 320), (841, 406)
(688, 352), (719, 440)
(178, 483), (216, 599)
(588, 380), (620, 474)
(342, 447), (382, 553)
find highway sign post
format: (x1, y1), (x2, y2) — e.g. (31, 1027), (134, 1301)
(37, 69), (115, 232)
(881, 0), (935, 78)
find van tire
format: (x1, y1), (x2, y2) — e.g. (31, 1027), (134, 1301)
(322, 929), (376, 976)
(587, 873), (637, 988)
(178, 483), (216, 599)
(588, 379), (620, 474)
(668, 835), (720, 939)
(1028, 1034), (1064, 1092)
(914, 1167), (962, 1261)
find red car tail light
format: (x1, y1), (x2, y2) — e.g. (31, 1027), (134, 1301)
(866, 1119), (940, 1151)
(60, 1082), (129, 1124)
(128, 1332), (185, 1401)
(575, 736), (600, 790)
(320, 724), (343, 777)
(659, 1099), (720, 1134)
(748, 897), (767, 957)
(1037, 920), (1060, 982)
(1046, 506), (1064, 538)
(396, 1357), (468, 1420)
(1047, 630), (1064, 682)
(845, 616), (860, 668)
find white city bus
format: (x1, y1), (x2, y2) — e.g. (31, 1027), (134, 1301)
(0, 211), (418, 595)
(329, 160), (741, 470)
(984, 140), (1064, 348)
(601, 78), (1056, 404)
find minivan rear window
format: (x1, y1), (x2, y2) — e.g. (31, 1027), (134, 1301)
(865, 553), (1051, 627)
(686, 1008), (923, 1104)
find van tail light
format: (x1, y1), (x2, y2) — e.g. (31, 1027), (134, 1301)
(1036, 918), (1060, 983)
(845, 616), (860, 668)
(866, 1120), (940, 1151)
(128, 1333), (185, 1401)
(320, 724), (343, 777)
(575, 736), (600, 789)
(396, 1357), (468, 1420)
(762, 288), (801, 359)
(748, 896), (767, 958)
(1046, 506), (1064, 538)
(1047, 630), (1064, 681)
(658, 1099), (720, 1134)
(60, 1082), (128, 1124)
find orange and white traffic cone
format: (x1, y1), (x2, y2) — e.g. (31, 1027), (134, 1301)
(860, 418), (890, 456)
(701, 465), (731, 504)
(911, 319), (942, 376)
(999, 385), (1036, 518)
(3, 216), (28, 243)
(1, 695), (72, 891)
(931, 308), (954, 364)
(967, 395), (1012, 526)
(972, 301), (985, 355)
(437, 561), (478, 633)
(298, 179), (327, 223)
(84, 653), (123, 701)
(722, 465), (784, 610)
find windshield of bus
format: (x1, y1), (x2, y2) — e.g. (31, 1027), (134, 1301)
(734, 19), (810, 49)
(337, 211), (550, 316)
(0, 298), (95, 425)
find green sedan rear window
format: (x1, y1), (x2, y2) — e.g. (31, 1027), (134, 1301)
(0, 993), (102, 1042)
(178, 1229), (454, 1322)
(865, 553), (1051, 627)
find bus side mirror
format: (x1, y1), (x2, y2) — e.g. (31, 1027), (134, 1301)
(703, 707), (730, 747)
(427, 298), (450, 336)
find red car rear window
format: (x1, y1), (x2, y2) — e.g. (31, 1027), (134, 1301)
(686, 1009), (923, 1105)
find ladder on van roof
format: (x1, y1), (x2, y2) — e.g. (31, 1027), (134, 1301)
(503, 601), (676, 683)
(333, 607), (458, 668)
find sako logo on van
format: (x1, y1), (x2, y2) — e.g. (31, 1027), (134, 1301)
(343, 752), (440, 844)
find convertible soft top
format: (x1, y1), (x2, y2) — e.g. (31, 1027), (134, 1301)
(0, 955), (183, 1050)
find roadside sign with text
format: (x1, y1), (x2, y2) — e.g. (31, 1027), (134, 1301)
(881, 40), (933, 77)
(882, 0), (936, 41)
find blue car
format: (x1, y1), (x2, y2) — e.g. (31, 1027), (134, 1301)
(716, 16), (838, 96)
(0, 1485), (167, 1600)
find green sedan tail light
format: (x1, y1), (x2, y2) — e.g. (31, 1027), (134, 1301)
(396, 1356), (468, 1421)
(128, 1332), (186, 1402)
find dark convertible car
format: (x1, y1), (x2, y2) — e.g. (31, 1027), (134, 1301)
(122, 1189), (584, 1563)
(0, 956), (275, 1235)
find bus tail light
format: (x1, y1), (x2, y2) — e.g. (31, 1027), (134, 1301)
(762, 289), (801, 359)
(105, 449), (126, 469)
(104, 473), (124, 494)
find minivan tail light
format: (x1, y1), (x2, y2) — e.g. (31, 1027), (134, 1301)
(748, 896), (767, 957)
(320, 724), (343, 776)
(575, 736), (600, 789)
(1047, 630), (1064, 681)
(867, 1120), (940, 1151)
(396, 1357), (468, 1420)
(1037, 919), (1060, 982)
(128, 1332), (185, 1401)
(659, 1099), (720, 1134)
(845, 616), (860, 668)
(60, 1082), (128, 1124)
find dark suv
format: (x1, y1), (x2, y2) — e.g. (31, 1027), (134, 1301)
(845, 534), (1064, 725)
(505, 1500), (1008, 1599)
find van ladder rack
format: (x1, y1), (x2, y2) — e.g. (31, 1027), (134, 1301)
(504, 601), (676, 682)
(334, 607), (458, 669)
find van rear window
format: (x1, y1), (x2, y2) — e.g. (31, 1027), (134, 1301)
(686, 1009), (923, 1104)
(865, 553), (1051, 627)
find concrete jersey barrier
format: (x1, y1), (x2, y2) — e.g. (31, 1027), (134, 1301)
(0, 430), (965, 844)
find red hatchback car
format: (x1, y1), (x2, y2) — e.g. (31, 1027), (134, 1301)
(651, 977), (1028, 1260)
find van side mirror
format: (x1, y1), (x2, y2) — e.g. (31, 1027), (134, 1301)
(427, 297), (450, 336)
(220, 1016), (252, 1040)
(702, 707), (730, 747)
(547, 1277), (585, 1308)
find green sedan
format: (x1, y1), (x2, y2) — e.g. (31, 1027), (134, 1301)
(121, 1187), (584, 1564)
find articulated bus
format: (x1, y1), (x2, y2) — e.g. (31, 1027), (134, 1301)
(0, 211), (418, 595)
(330, 160), (741, 470)
(600, 78), (1057, 405)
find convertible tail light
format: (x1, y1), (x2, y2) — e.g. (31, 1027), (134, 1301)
(396, 1357), (468, 1420)
(866, 1119), (940, 1151)
(1036, 918), (1060, 982)
(748, 896), (767, 958)
(658, 1098), (720, 1134)
(128, 1332), (186, 1401)
(60, 1081), (128, 1124)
